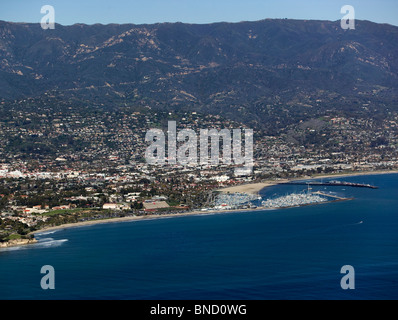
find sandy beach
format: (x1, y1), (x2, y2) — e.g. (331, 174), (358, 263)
(29, 169), (398, 236)
(217, 180), (289, 195)
(308, 169), (398, 181)
(218, 169), (398, 195)
(30, 209), (265, 236)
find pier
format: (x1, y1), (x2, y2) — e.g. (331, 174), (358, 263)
(311, 191), (353, 201)
(283, 181), (378, 189)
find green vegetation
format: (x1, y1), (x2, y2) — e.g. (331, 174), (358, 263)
(6, 234), (22, 241)
(0, 218), (34, 243)
(167, 200), (180, 207)
(42, 209), (92, 217)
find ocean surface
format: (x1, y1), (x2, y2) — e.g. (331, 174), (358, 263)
(1, 173), (397, 300)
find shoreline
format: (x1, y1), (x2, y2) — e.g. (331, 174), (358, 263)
(26, 169), (398, 238)
(300, 169), (398, 181)
(218, 169), (398, 195)
(32, 197), (354, 236)
(217, 180), (289, 195)
(0, 238), (38, 249)
(30, 206), (275, 236)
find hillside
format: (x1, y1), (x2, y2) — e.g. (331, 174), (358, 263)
(0, 19), (397, 129)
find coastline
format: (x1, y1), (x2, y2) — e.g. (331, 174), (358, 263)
(218, 169), (398, 195)
(26, 169), (398, 239)
(0, 238), (38, 249)
(303, 169), (398, 181)
(217, 180), (289, 195)
(31, 206), (275, 235)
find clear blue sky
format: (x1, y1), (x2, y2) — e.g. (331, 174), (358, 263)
(1, 0), (397, 26)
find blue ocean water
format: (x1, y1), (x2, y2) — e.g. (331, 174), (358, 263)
(0, 173), (397, 300)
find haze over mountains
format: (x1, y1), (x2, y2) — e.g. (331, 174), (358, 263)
(0, 19), (397, 129)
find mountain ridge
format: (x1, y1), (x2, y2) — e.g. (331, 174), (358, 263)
(1, 18), (397, 129)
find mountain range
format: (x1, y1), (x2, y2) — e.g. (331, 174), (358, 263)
(1, 19), (397, 129)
